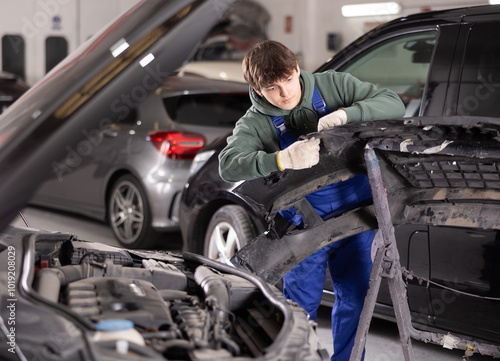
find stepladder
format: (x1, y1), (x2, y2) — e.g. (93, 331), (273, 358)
(350, 146), (500, 361)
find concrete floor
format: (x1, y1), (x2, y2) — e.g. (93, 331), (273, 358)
(315, 301), (493, 361)
(11, 206), (497, 361)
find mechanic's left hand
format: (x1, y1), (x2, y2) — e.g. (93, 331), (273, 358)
(317, 109), (347, 131)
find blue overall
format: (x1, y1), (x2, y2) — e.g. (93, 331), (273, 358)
(272, 86), (374, 361)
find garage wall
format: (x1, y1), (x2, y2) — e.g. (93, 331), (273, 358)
(0, 0), (139, 85)
(0, 0), (492, 84)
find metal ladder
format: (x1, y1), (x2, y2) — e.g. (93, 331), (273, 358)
(350, 146), (500, 361)
(350, 146), (415, 361)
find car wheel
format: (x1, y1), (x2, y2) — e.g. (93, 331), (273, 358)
(204, 205), (256, 265)
(108, 175), (156, 249)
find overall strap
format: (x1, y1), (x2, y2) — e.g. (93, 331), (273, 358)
(271, 115), (297, 149)
(271, 85), (331, 150)
(312, 85), (331, 117)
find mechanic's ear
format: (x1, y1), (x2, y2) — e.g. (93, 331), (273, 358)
(254, 87), (263, 97)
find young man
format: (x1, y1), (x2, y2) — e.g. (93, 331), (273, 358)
(219, 40), (405, 361)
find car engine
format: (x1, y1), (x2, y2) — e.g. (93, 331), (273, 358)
(18, 233), (328, 361)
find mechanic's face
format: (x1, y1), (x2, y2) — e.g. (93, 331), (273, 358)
(255, 64), (302, 111)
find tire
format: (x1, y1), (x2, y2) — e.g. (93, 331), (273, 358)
(107, 174), (156, 249)
(204, 205), (256, 265)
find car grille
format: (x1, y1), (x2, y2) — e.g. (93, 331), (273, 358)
(387, 154), (500, 189)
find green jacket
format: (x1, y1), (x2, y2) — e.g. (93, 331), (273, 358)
(219, 69), (405, 182)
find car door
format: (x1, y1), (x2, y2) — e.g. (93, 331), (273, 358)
(60, 109), (135, 218)
(429, 226), (500, 342)
(428, 19), (500, 343)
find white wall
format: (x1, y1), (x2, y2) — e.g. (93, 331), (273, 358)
(0, 0), (492, 83)
(0, 0), (139, 85)
(253, 0), (490, 71)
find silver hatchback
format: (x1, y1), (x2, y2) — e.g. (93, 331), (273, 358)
(31, 74), (251, 248)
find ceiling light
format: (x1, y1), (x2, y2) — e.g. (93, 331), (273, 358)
(342, 2), (402, 17)
(490, 0), (500, 4)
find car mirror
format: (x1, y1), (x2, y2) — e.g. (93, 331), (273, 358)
(411, 51), (432, 64)
(404, 38), (435, 64)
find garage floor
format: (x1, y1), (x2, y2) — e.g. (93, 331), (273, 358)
(12, 207), (495, 361)
(315, 305), (492, 360)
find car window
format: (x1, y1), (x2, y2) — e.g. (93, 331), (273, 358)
(163, 93), (252, 127)
(457, 22), (500, 117)
(339, 31), (437, 117)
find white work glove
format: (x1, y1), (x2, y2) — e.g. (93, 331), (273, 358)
(277, 137), (320, 170)
(317, 109), (347, 131)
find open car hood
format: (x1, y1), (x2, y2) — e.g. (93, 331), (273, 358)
(231, 116), (500, 284)
(0, 2), (330, 360)
(0, 0), (235, 232)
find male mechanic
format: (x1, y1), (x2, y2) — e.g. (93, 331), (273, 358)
(219, 40), (405, 361)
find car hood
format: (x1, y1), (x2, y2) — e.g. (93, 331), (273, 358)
(231, 116), (500, 284)
(0, 0), (235, 232)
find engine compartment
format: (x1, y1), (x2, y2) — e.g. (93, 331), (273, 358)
(25, 235), (325, 360)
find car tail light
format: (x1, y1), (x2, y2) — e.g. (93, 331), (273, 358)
(149, 131), (205, 160)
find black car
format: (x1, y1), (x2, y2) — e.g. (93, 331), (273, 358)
(0, 1), (328, 360)
(180, 4), (500, 356)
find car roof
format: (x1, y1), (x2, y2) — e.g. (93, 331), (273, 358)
(373, 4), (500, 31)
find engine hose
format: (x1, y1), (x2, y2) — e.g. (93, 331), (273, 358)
(33, 263), (97, 302)
(193, 266), (230, 322)
(219, 334), (241, 356)
(161, 339), (195, 352)
(159, 289), (189, 301)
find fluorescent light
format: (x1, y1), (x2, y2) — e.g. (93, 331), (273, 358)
(139, 53), (155, 67)
(110, 38), (129, 57)
(342, 2), (402, 17)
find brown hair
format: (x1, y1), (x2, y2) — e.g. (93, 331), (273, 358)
(242, 40), (298, 91)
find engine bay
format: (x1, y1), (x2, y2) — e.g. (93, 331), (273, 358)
(20, 233), (326, 360)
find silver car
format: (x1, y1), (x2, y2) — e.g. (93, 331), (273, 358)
(31, 74), (251, 248)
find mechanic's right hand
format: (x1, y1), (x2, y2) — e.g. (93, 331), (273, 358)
(317, 109), (347, 131)
(277, 137), (320, 170)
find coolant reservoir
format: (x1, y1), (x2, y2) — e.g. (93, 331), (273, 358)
(92, 319), (145, 346)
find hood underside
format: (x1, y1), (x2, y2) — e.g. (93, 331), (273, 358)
(0, 0), (237, 233)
